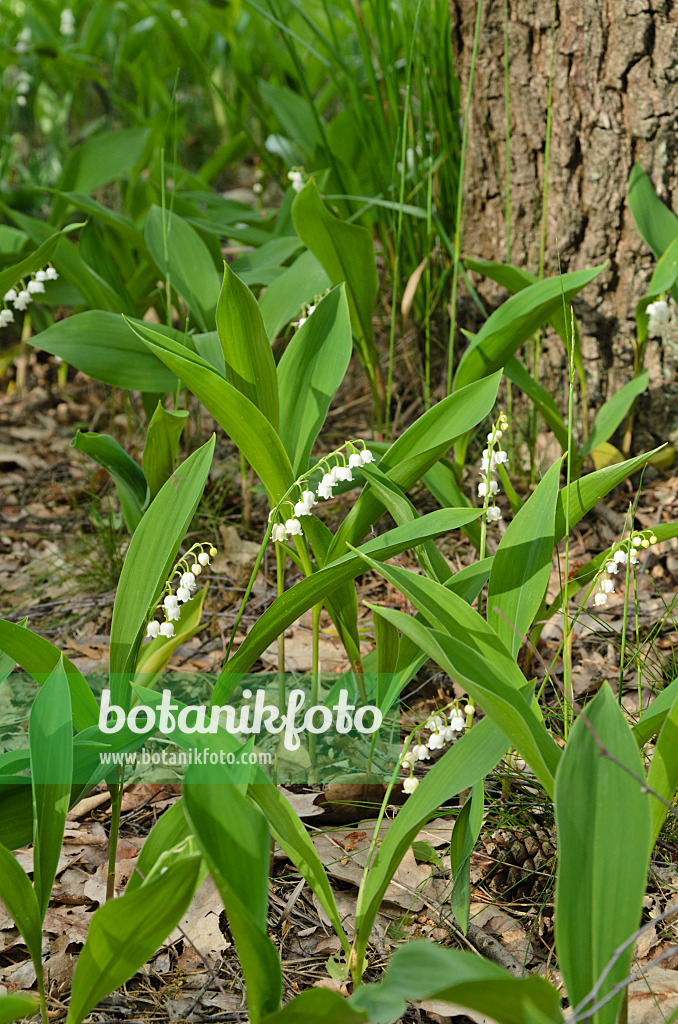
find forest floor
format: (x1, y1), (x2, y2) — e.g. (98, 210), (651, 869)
(2, 348), (678, 1023)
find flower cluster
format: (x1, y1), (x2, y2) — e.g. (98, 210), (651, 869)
(592, 532), (658, 608)
(269, 442), (375, 545)
(145, 542), (217, 640)
(479, 413), (509, 524)
(60, 8), (75, 35)
(16, 27), (31, 54)
(14, 69), (32, 108)
(2, 266), (59, 328)
(296, 303), (316, 329)
(646, 299), (672, 338)
(287, 168), (305, 193)
(400, 702), (475, 795)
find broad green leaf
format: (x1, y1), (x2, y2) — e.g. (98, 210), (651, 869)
(360, 462), (453, 582)
(555, 684), (652, 1024)
(72, 431), (148, 533)
(554, 446), (663, 544)
(277, 285), (352, 475)
(353, 693), (534, 970)
(248, 783), (350, 954)
(127, 319), (294, 503)
(450, 783), (484, 934)
(647, 236), (678, 297)
(350, 942), (562, 1024)
(633, 677), (678, 747)
(361, 596), (560, 796)
(56, 127), (149, 208)
(184, 765), (282, 1023)
(145, 206), (221, 331)
(423, 460), (482, 548)
(646, 689), (678, 841)
(109, 437), (215, 708)
(33, 311), (180, 392)
(628, 162), (678, 262)
(261, 989), (367, 1024)
(292, 179), (378, 374)
(0, 781), (33, 851)
(216, 508), (481, 694)
(216, 264), (279, 428)
(486, 460), (561, 657)
(0, 620), (98, 731)
(0, 843), (43, 972)
(125, 798), (193, 893)
(45, 190), (148, 250)
(29, 658), (73, 920)
(66, 855), (202, 1024)
(328, 373), (502, 560)
(581, 372), (649, 456)
(453, 266), (604, 392)
(504, 357), (568, 449)
(142, 403), (189, 500)
(0, 225), (76, 298)
(0, 994), (40, 1024)
(259, 248), (331, 340)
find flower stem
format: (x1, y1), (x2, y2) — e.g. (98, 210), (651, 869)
(106, 780), (123, 902)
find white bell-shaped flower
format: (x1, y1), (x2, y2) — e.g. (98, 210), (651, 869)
(285, 518), (303, 536)
(271, 523), (287, 543)
(176, 586), (191, 603)
(198, 551), (210, 565)
(159, 621), (175, 637)
(180, 571), (197, 590)
(146, 620), (160, 638)
(403, 776), (419, 794)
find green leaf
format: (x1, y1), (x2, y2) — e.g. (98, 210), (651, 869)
(33, 311), (181, 392)
(259, 248), (331, 341)
(628, 162), (678, 262)
(248, 783), (350, 954)
(504, 357), (569, 450)
(581, 372), (650, 456)
(361, 593), (560, 796)
(0, 225), (76, 298)
(29, 657), (73, 920)
(216, 264), (279, 428)
(646, 688), (678, 841)
(633, 677), (678, 747)
(292, 179), (378, 374)
(57, 127), (149, 206)
(125, 798), (193, 894)
(486, 460), (561, 658)
(0, 994), (40, 1024)
(66, 855), (202, 1024)
(328, 373), (502, 560)
(142, 403), (189, 500)
(554, 447), (664, 544)
(184, 766), (282, 1024)
(216, 508), (481, 693)
(261, 989), (367, 1024)
(453, 266), (605, 392)
(0, 619), (98, 731)
(71, 430), (148, 533)
(127, 319), (294, 503)
(350, 940), (562, 1024)
(555, 684), (652, 1024)
(0, 843), (43, 974)
(145, 206), (221, 331)
(277, 285), (352, 475)
(423, 460), (482, 548)
(109, 437), (215, 708)
(450, 783), (484, 934)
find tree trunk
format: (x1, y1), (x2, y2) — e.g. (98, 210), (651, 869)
(449, 0), (678, 449)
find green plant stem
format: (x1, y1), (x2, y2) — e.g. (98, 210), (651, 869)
(619, 553), (633, 705)
(309, 602), (321, 764)
(226, 522), (273, 661)
(563, 313), (575, 739)
(276, 542), (286, 707)
(446, 0), (482, 394)
(106, 781), (123, 902)
(635, 566), (642, 712)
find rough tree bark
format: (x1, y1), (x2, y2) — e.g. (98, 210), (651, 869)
(449, 0), (678, 448)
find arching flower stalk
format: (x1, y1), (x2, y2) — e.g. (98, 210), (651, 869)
(145, 542), (217, 640)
